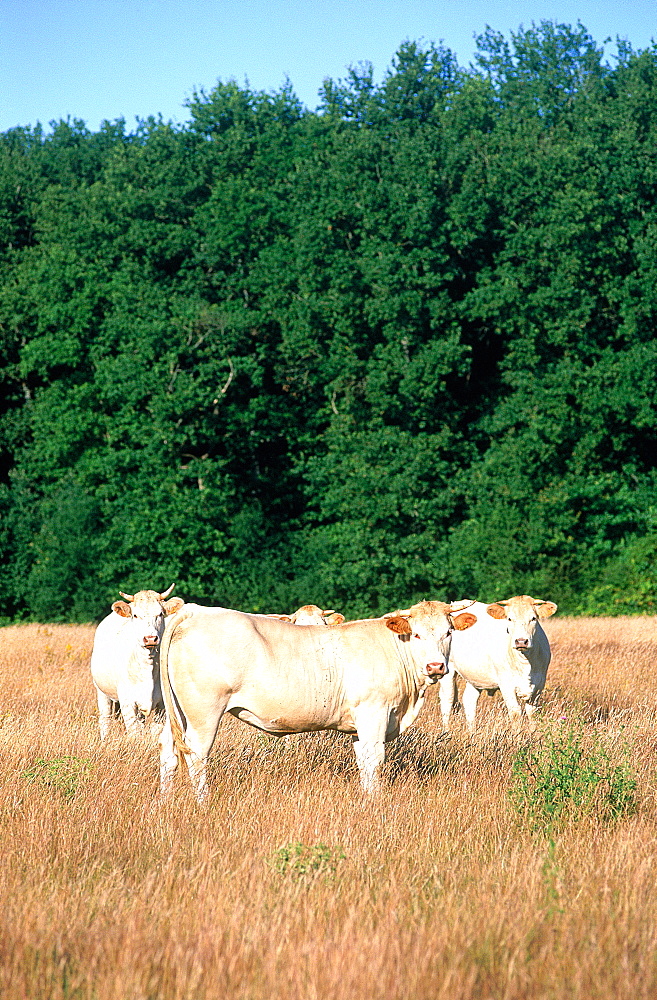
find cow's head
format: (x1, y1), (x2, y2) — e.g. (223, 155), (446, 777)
(385, 600), (477, 682)
(266, 605), (343, 626)
(487, 595), (557, 650)
(111, 584), (185, 650)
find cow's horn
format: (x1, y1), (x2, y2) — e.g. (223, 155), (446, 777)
(450, 599), (476, 612)
(321, 609), (337, 616)
(159, 584), (175, 599)
(119, 591), (134, 602)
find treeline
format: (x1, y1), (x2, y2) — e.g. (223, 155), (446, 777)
(1, 21), (656, 622)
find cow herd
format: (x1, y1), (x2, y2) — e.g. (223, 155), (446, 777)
(89, 589), (557, 800)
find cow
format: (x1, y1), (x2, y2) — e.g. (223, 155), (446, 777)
(90, 585), (184, 741)
(438, 596), (557, 732)
(266, 605), (345, 626)
(158, 600), (478, 800)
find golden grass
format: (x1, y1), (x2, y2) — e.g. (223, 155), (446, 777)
(1, 617), (657, 999)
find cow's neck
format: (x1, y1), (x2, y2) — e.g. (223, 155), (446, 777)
(127, 645), (159, 682)
(394, 640), (426, 696)
(509, 647), (533, 672)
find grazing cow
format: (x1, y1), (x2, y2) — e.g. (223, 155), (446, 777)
(266, 605), (345, 626)
(90, 586), (184, 740)
(159, 600), (478, 800)
(439, 596), (557, 731)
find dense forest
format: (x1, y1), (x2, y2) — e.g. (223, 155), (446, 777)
(1, 21), (656, 622)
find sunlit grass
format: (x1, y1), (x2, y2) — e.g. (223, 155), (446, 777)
(1, 617), (657, 998)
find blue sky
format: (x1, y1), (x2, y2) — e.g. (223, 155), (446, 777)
(1, 0), (656, 133)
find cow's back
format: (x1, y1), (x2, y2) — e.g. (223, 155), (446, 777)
(167, 608), (350, 731)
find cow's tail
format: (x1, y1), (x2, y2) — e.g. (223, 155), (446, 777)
(159, 605), (196, 762)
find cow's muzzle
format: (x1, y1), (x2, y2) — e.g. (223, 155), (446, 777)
(514, 639), (530, 650)
(143, 636), (160, 648)
(425, 661), (448, 678)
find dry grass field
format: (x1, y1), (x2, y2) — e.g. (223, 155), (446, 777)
(1, 616), (657, 999)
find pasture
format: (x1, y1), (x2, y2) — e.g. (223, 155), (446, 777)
(1, 616), (656, 999)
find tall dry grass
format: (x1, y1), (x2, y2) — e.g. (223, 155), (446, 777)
(1, 617), (657, 999)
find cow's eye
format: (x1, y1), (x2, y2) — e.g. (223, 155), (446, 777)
(413, 633), (422, 640)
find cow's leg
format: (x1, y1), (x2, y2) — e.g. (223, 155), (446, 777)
(498, 684), (524, 730)
(160, 699), (222, 800)
(352, 710), (388, 794)
(439, 672), (458, 730)
(96, 688), (114, 742)
(524, 697), (540, 731)
(159, 717), (178, 795)
(119, 697), (145, 739)
(183, 726), (216, 804)
(461, 683), (481, 732)
(149, 681), (164, 739)
(181, 706), (228, 803)
(148, 714), (165, 741)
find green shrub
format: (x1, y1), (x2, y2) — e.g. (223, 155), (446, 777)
(509, 727), (637, 832)
(269, 842), (346, 879)
(573, 532), (657, 616)
(22, 756), (92, 801)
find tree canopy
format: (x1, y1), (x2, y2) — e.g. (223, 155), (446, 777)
(1, 22), (656, 622)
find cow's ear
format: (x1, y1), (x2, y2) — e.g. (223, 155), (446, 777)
(386, 616), (412, 635)
(535, 601), (557, 619)
(112, 600), (132, 618)
(452, 612), (477, 630)
(487, 604), (507, 619)
(326, 613), (345, 625)
(163, 597), (185, 616)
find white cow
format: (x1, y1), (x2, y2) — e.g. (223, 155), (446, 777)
(266, 605), (345, 626)
(90, 586), (184, 740)
(439, 595), (557, 731)
(158, 600), (478, 800)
